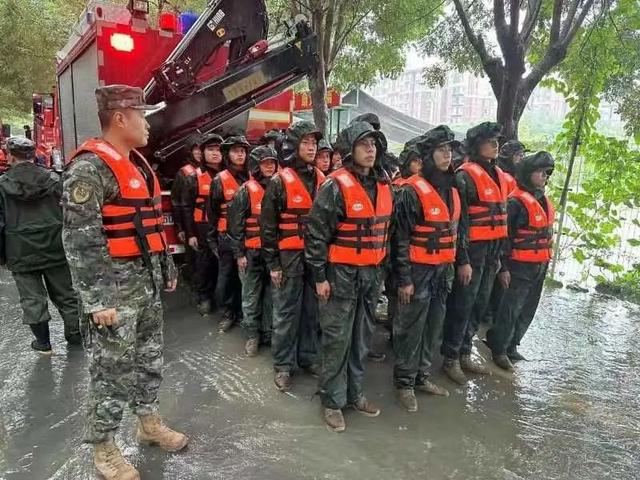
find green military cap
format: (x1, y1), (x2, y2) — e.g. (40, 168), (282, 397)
(95, 84), (158, 111)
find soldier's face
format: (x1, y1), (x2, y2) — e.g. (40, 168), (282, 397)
(531, 168), (551, 189)
(353, 136), (377, 168)
(513, 151), (524, 165)
(204, 144), (222, 169)
(192, 146), (203, 163)
(479, 138), (500, 160)
(298, 134), (318, 164)
(409, 158), (422, 175)
(315, 150), (331, 173)
(331, 151), (342, 169)
(117, 109), (149, 148)
(433, 144), (453, 172)
(259, 158), (277, 178)
(228, 146), (246, 169)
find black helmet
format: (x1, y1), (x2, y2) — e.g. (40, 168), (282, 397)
(221, 135), (251, 152)
(499, 140), (526, 159)
(6, 136), (35, 159)
(201, 133), (224, 149)
(279, 121), (322, 166)
(398, 136), (423, 178)
(352, 113), (381, 131)
(420, 125), (461, 151)
(516, 151), (555, 190)
(317, 139), (333, 154)
(260, 129), (281, 144)
(249, 145), (278, 179)
(337, 121), (389, 182)
(465, 122), (503, 159)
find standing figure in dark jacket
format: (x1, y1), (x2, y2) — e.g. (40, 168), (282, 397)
(392, 126), (460, 411)
(441, 122), (510, 384)
(315, 139), (333, 175)
(0, 137), (80, 353)
(306, 121), (392, 432)
(208, 135), (250, 332)
(260, 121), (324, 392)
(171, 136), (202, 245)
(486, 152), (555, 370)
(228, 146), (278, 356)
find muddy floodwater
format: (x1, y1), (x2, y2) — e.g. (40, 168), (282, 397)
(0, 268), (638, 479)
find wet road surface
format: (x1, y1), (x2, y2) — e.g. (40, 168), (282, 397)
(0, 268), (639, 479)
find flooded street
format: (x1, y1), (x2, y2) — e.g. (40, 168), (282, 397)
(0, 268), (638, 480)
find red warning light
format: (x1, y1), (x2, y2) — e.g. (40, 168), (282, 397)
(110, 33), (135, 52)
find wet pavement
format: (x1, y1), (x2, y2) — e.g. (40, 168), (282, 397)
(1, 268), (639, 480)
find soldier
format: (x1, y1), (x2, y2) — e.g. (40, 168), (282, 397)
(260, 129), (281, 149)
(391, 126), (460, 411)
(0, 136), (80, 353)
(173, 133), (223, 315)
(208, 135), (250, 332)
(315, 139), (333, 175)
(62, 85), (187, 480)
(228, 146), (278, 356)
(306, 121), (392, 432)
(486, 152), (555, 370)
(260, 120), (324, 392)
(330, 145), (342, 171)
(483, 140), (526, 327)
(441, 122), (509, 384)
(171, 136), (202, 244)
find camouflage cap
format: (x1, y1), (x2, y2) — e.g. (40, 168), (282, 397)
(6, 136), (35, 158)
(95, 84), (158, 111)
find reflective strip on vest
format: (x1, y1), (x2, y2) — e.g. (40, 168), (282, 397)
(510, 187), (555, 263)
(194, 168), (212, 224)
(406, 175), (461, 265)
(327, 168), (392, 266)
(71, 139), (166, 258)
(216, 169), (240, 233)
(458, 162), (509, 241)
(245, 180), (264, 249)
(277, 167), (325, 250)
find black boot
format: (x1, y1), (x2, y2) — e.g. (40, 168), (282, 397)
(30, 323), (52, 354)
(507, 347), (527, 362)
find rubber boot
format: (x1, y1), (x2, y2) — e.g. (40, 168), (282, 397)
(244, 338), (259, 357)
(442, 357), (467, 385)
(94, 441), (140, 480)
(415, 378), (450, 397)
(29, 323), (52, 354)
(323, 408), (346, 432)
(136, 414), (188, 452)
(493, 354), (515, 371)
(396, 389), (418, 412)
(460, 354), (490, 375)
(507, 347), (527, 362)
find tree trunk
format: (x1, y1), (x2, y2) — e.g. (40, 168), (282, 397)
(308, 68), (329, 136)
(496, 78), (537, 140)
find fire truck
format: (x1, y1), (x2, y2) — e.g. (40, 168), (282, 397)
(50, 0), (316, 254)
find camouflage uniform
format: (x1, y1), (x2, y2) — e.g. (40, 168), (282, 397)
(62, 86), (177, 444)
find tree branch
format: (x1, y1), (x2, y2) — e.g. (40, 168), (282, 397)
(559, 0), (582, 39)
(549, 0), (563, 45)
(509, 0), (520, 37)
(521, 0), (542, 44)
(328, 5), (372, 73)
(561, 0), (597, 45)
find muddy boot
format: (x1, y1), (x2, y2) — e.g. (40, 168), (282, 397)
(29, 323), (52, 354)
(442, 358), (467, 385)
(323, 408), (346, 433)
(396, 389), (418, 412)
(218, 311), (234, 333)
(94, 441), (140, 480)
(136, 414), (188, 452)
(460, 354), (490, 375)
(415, 379), (450, 397)
(353, 397), (381, 417)
(244, 338), (259, 357)
(196, 299), (212, 316)
(493, 354), (515, 371)
(274, 371), (292, 392)
(507, 347), (527, 362)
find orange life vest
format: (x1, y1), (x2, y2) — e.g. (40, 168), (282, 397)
(406, 175), (461, 265)
(327, 168), (392, 266)
(194, 168), (212, 224)
(458, 162), (509, 241)
(216, 169), (240, 233)
(510, 187), (555, 263)
(180, 163), (197, 177)
(244, 179), (264, 250)
(504, 171), (516, 195)
(392, 176), (410, 190)
(71, 139), (166, 258)
(277, 167), (325, 250)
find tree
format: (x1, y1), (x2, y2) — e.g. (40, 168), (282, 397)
(422, 0), (604, 139)
(270, 0), (442, 135)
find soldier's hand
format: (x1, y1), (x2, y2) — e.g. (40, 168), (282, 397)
(270, 269), (283, 289)
(498, 271), (511, 289)
(165, 278), (178, 292)
(398, 284), (415, 305)
(92, 308), (118, 328)
(188, 236), (199, 251)
(457, 264), (473, 286)
(316, 281), (331, 303)
(237, 256), (248, 275)
(177, 231), (186, 243)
